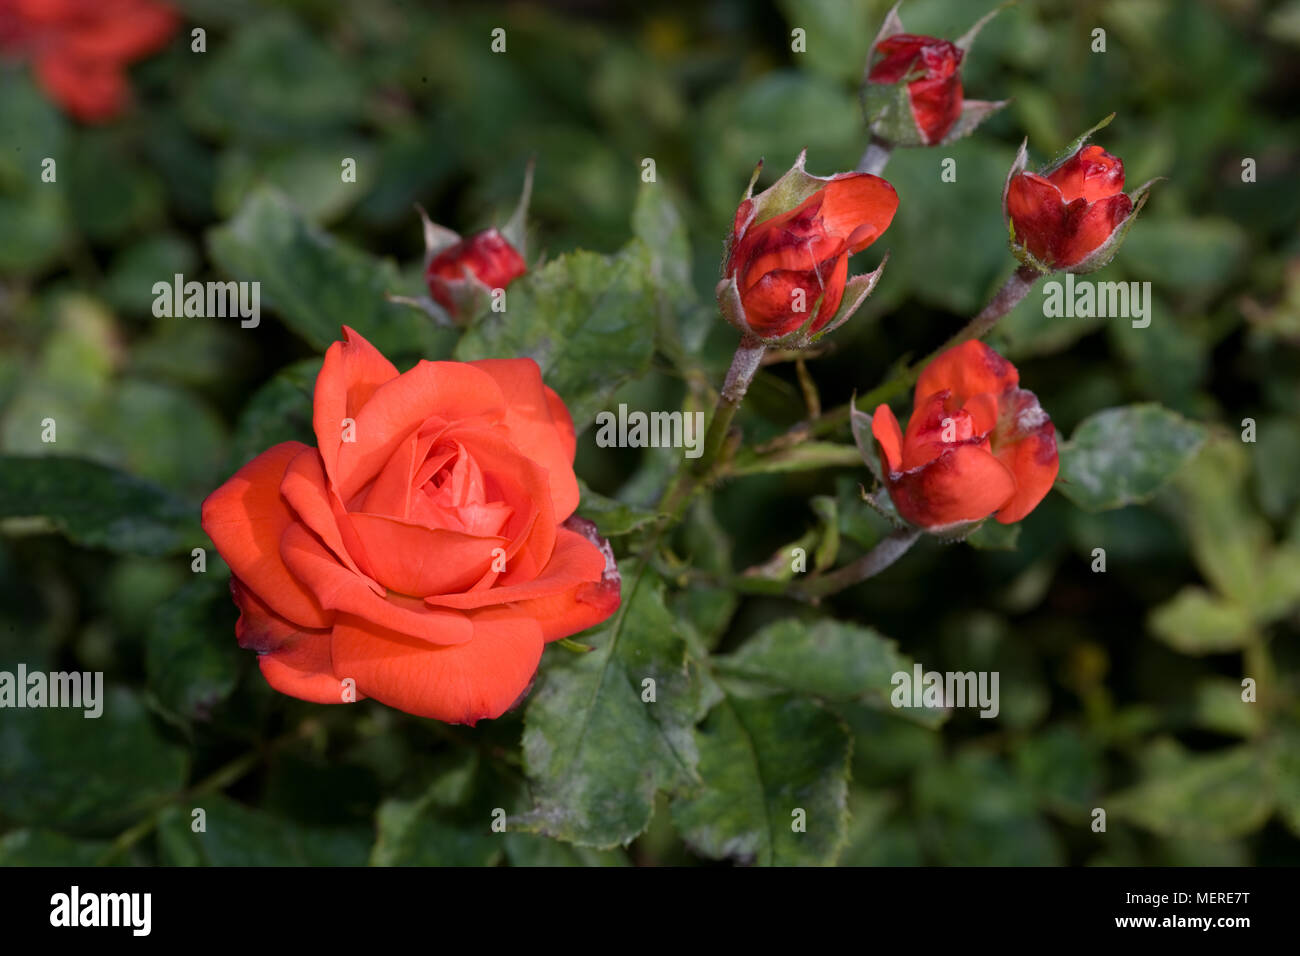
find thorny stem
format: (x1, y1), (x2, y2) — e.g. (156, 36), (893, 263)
(790, 528), (922, 602)
(857, 135), (893, 175)
(754, 265), (1043, 456)
(656, 336), (766, 522)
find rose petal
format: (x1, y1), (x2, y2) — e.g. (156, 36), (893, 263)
(513, 517), (622, 642)
(441, 426), (555, 585)
(227, 577), (351, 705)
(993, 389), (1059, 524)
(280, 522), (474, 645)
(1048, 144), (1125, 203)
(349, 512), (508, 597)
(915, 340), (1019, 408)
(900, 390), (986, 470)
(871, 403), (905, 473)
(1056, 193), (1133, 269)
(468, 358), (581, 521)
(424, 526), (606, 611)
(334, 359), (507, 501)
(331, 607), (544, 725)
(201, 441), (330, 629)
(313, 326), (400, 492)
(280, 445), (382, 590)
(811, 254), (850, 332)
(1006, 172), (1067, 265)
(886, 444), (1016, 528)
(33, 51), (127, 122)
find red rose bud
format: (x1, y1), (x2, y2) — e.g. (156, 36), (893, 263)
(399, 162), (534, 325)
(868, 35), (964, 145)
(862, 4), (1007, 148)
(718, 152), (898, 346)
(870, 341), (1058, 532)
(424, 228), (527, 316)
(1003, 118), (1156, 273)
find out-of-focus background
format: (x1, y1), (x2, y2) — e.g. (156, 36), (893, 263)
(1, 0), (1298, 865)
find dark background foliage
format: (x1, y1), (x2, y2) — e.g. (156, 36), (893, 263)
(1, 0), (1298, 865)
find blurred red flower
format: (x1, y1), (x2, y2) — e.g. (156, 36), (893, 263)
(0, 0), (178, 122)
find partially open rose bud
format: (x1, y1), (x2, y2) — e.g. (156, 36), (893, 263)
(1003, 117), (1155, 273)
(861, 3), (1007, 148)
(424, 228), (526, 317)
(718, 151), (898, 347)
(869, 341), (1058, 533)
(396, 161), (534, 325)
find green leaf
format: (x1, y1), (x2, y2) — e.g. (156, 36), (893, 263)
(915, 748), (1064, 865)
(207, 187), (445, 357)
(1171, 437), (1274, 608)
(775, 0), (876, 82)
(372, 791), (503, 867)
(157, 796), (370, 866)
(454, 242), (658, 428)
(0, 74), (69, 273)
(966, 520), (1022, 551)
(1190, 679), (1263, 738)
(503, 832), (630, 866)
(0, 456), (200, 556)
(671, 694), (850, 866)
(631, 179), (710, 360)
(1148, 587), (1254, 655)
(1109, 744), (1273, 840)
(146, 574), (243, 721)
(229, 357), (321, 469)
(182, 15), (366, 144)
(0, 829), (115, 866)
(214, 142), (376, 225)
(713, 618), (920, 717)
(1120, 216), (1248, 296)
(575, 478), (660, 537)
(0, 688), (187, 831)
(1057, 404), (1206, 511)
(1271, 721), (1300, 840)
(1013, 725), (1105, 816)
(518, 569), (699, 847)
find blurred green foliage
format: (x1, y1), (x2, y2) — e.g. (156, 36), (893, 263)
(1, 0), (1299, 866)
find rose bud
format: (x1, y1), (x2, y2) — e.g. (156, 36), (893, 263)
(1003, 116), (1156, 273)
(717, 151), (898, 347)
(395, 161), (534, 325)
(861, 3), (1007, 148)
(0, 0), (179, 123)
(201, 326), (620, 725)
(424, 228), (527, 317)
(868, 340), (1058, 533)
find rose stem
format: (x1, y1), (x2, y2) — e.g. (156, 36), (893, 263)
(754, 264), (1042, 454)
(790, 527), (922, 602)
(857, 134), (893, 175)
(657, 335), (766, 521)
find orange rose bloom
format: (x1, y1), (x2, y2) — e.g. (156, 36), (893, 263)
(872, 341), (1058, 529)
(201, 327), (620, 725)
(0, 0), (178, 122)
